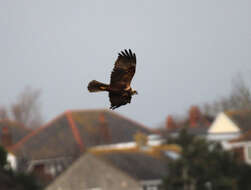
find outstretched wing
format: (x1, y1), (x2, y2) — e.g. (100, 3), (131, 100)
(110, 49), (136, 90)
(109, 91), (132, 110)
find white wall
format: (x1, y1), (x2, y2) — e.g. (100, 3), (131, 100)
(7, 153), (17, 170)
(208, 113), (240, 134)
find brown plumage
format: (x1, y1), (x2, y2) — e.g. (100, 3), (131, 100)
(88, 49), (138, 109)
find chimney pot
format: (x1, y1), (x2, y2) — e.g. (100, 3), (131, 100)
(166, 115), (177, 130)
(99, 113), (106, 123)
(189, 106), (201, 127)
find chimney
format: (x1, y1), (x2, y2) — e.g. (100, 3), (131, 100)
(134, 131), (148, 150)
(189, 106), (201, 127)
(99, 113), (110, 143)
(0, 108), (8, 120)
(1, 126), (12, 147)
(166, 115), (177, 130)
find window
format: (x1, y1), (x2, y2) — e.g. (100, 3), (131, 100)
(33, 164), (45, 175)
(57, 164), (63, 172)
(141, 180), (161, 190)
(48, 165), (56, 176)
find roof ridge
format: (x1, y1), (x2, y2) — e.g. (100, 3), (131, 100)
(66, 111), (85, 152)
(65, 108), (153, 132)
(9, 112), (66, 153)
(66, 108), (107, 113)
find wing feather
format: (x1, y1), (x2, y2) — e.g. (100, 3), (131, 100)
(109, 91), (131, 109)
(110, 49), (136, 89)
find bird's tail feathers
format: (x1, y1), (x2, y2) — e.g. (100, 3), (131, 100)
(88, 80), (109, 92)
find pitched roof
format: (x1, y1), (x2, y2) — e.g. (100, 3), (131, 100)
(0, 120), (31, 147)
(45, 151), (169, 190)
(97, 152), (169, 180)
(9, 109), (152, 160)
(225, 110), (251, 132)
(53, 151), (169, 182)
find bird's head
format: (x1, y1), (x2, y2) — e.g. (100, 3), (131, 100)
(131, 89), (138, 95)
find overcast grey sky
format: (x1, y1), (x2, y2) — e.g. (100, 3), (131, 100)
(0, 0), (250, 127)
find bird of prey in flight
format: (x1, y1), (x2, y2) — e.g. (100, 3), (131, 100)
(88, 49), (138, 109)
